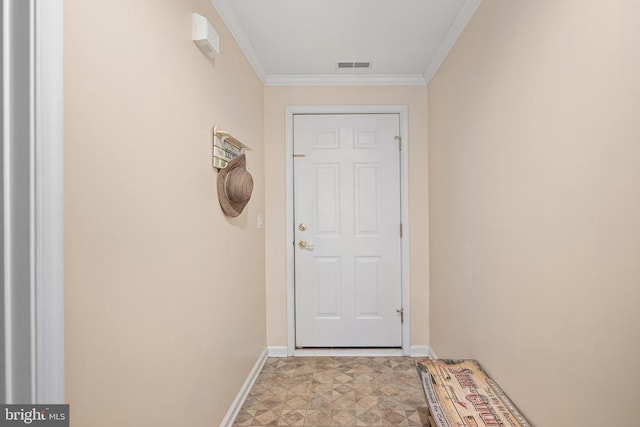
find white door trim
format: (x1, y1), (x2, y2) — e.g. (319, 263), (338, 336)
(2, 0), (64, 403)
(34, 0), (64, 403)
(285, 105), (410, 356)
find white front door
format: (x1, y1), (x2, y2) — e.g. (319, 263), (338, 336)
(294, 113), (402, 347)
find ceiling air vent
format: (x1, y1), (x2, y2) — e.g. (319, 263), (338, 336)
(336, 61), (371, 69)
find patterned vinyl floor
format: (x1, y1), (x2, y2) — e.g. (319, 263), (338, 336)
(232, 356), (430, 426)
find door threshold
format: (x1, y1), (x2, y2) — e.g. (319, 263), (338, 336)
(294, 348), (404, 357)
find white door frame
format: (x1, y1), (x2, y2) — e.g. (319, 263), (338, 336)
(285, 105), (410, 356)
(33, 0), (64, 403)
(2, 0), (64, 403)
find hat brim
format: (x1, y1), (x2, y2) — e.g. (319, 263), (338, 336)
(217, 154), (252, 217)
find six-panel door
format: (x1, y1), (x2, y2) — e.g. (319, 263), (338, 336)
(294, 114), (402, 347)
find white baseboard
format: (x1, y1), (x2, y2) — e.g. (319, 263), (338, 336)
(410, 346), (431, 358)
(428, 347), (438, 359)
(267, 346), (288, 357)
(268, 346), (435, 358)
(219, 348), (268, 427)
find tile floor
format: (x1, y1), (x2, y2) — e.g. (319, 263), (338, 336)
(232, 356), (430, 426)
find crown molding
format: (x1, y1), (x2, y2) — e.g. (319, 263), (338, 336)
(423, 0), (482, 83)
(209, 0), (268, 83)
(265, 74), (427, 87)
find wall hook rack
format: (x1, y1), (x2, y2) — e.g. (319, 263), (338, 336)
(212, 126), (251, 171)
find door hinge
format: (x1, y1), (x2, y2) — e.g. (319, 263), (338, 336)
(397, 308), (404, 323)
(400, 223), (403, 237)
(395, 136), (402, 151)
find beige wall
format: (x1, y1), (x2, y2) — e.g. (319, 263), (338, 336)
(264, 86), (430, 349)
(64, 0), (265, 425)
(428, 1), (640, 426)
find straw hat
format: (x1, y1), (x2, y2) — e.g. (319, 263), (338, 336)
(217, 154), (253, 217)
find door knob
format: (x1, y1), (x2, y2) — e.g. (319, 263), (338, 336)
(298, 240), (314, 249)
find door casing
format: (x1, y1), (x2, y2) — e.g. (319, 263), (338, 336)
(2, 0), (64, 403)
(285, 105), (411, 356)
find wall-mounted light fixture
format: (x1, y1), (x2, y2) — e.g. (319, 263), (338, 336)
(192, 13), (219, 60)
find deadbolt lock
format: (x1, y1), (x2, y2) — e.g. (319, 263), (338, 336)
(298, 223), (307, 231)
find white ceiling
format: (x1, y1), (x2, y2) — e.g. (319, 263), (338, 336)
(210, 0), (481, 86)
